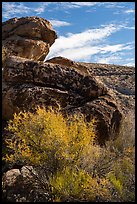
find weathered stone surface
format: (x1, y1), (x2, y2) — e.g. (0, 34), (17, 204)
(2, 166), (52, 202)
(2, 16), (57, 61)
(4, 169), (21, 187)
(3, 56), (107, 98)
(2, 56), (107, 115)
(46, 56), (90, 74)
(2, 55), (122, 144)
(2, 83), (84, 120)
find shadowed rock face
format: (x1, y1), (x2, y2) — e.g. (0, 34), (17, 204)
(2, 17), (123, 145)
(2, 16), (57, 61)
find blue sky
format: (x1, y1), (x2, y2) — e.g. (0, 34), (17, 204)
(2, 2), (135, 66)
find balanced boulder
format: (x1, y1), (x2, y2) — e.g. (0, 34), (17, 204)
(2, 16), (57, 61)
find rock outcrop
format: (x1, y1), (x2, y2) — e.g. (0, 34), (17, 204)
(2, 166), (52, 202)
(46, 56), (90, 75)
(2, 16), (123, 145)
(2, 55), (122, 144)
(2, 55), (107, 119)
(2, 16), (57, 61)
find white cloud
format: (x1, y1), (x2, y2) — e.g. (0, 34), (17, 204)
(96, 55), (122, 64)
(123, 62), (135, 67)
(60, 2), (98, 8)
(47, 43), (134, 63)
(33, 2), (51, 14)
(69, 2), (98, 7)
(114, 8), (135, 16)
(122, 26), (135, 30)
(2, 2), (48, 19)
(2, 2), (134, 66)
(102, 2), (125, 9)
(95, 50), (135, 66)
(34, 6), (45, 14)
(2, 2), (31, 19)
(124, 9), (135, 14)
(53, 46), (101, 61)
(49, 20), (71, 27)
(100, 43), (133, 53)
(46, 24), (125, 61)
(46, 23), (134, 64)
(59, 2), (126, 9)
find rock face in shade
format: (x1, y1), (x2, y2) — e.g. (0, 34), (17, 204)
(2, 16), (124, 145)
(2, 16), (57, 61)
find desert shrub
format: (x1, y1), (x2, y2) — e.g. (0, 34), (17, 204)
(106, 156), (135, 202)
(50, 166), (112, 202)
(3, 107), (135, 202)
(3, 106), (96, 173)
(91, 113), (135, 202)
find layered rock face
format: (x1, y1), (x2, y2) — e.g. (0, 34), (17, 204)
(2, 16), (123, 144)
(2, 16), (57, 61)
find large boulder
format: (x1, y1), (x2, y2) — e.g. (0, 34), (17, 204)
(2, 16), (57, 61)
(2, 55), (122, 144)
(2, 55), (107, 117)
